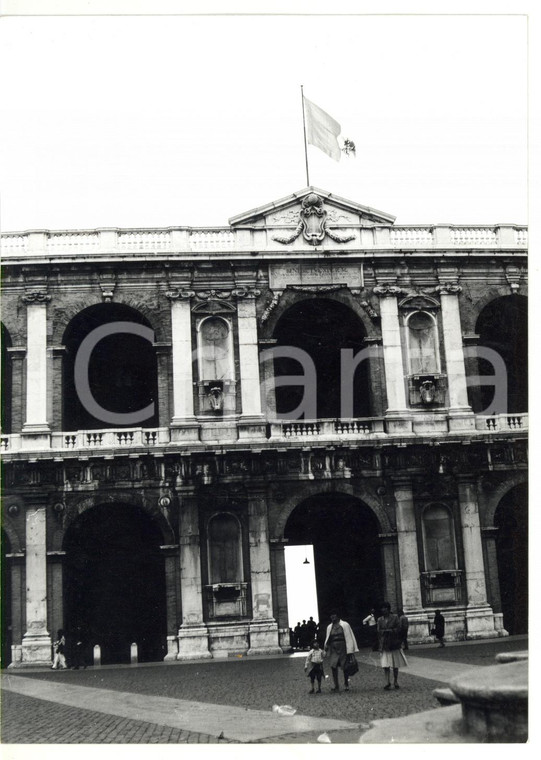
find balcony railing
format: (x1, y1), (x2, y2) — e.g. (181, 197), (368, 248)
(0, 413), (528, 454)
(0, 223), (527, 259)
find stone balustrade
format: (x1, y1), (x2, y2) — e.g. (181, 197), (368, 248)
(0, 223), (527, 259)
(0, 412), (528, 454)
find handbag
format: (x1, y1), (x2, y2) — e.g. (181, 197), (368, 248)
(343, 653), (359, 677)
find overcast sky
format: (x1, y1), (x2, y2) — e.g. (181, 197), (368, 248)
(0, 12), (528, 232)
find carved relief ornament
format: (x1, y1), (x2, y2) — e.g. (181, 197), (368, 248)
(21, 291), (51, 304)
(436, 283), (462, 296)
(272, 193), (355, 246)
(373, 284), (404, 298)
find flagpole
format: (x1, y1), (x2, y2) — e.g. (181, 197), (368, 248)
(300, 85), (310, 187)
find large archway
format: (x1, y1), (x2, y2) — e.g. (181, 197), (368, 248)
(62, 303), (159, 430)
(284, 493), (383, 643)
(63, 503), (167, 664)
(494, 483), (528, 635)
(473, 295), (527, 414)
(272, 298), (370, 419)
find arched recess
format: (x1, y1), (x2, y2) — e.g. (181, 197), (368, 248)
(283, 492), (385, 639)
(471, 295), (527, 414)
(62, 303), (159, 430)
(493, 482), (528, 635)
(62, 502), (168, 664)
(1, 323), (12, 433)
(271, 296), (371, 419)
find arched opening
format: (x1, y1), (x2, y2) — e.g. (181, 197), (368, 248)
(472, 295), (527, 414)
(62, 304), (159, 430)
(494, 483), (528, 635)
(1, 324), (13, 433)
(63, 503), (167, 664)
(272, 298), (369, 419)
(284, 493), (383, 643)
(1, 529), (12, 668)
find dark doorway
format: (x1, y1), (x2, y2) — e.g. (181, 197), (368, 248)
(284, 493), (383, 644)
(1, 324), (12, 433)
(494, 483), (528, 635)
(62, 303), (159, 430)
(1, 530), (12, 668)
(273, 298), (369, 419)
(63, 503), (167, 664)
(473, 295), (527, 414)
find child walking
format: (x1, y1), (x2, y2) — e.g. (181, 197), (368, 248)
(304, 640), (325, 694)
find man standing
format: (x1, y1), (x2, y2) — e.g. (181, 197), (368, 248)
(433, 610), (445, 647)
(362, 608), (378, 651)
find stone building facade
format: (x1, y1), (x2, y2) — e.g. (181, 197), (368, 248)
(0, 187), (528, 667)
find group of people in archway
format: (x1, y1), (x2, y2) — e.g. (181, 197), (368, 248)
(290, 617), (319, 650)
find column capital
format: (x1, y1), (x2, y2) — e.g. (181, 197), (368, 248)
(233, 287), (261, 299)
(166, 289), (195, 301)
(436, 283), (462, 295)
(373, 284), (404, 298)
(21, 291), (51, 305)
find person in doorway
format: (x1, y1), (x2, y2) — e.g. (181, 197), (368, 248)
(324, 610), (359, 692)
(294, 622), (302, 649)
(377, 602), (408, 689)
(433, 610), (445, 647)
(300, 620), (310, 649)
(362, 608), (378, 650)
(306, 616), (318, 641)
(51, 629), (67, 670)
(398, 609), (409, 650)
(304, 640), (325, 693)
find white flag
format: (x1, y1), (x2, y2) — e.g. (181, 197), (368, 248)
(303, 97), (342, 162)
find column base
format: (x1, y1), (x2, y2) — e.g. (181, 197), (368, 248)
(447, 411), (476, 431)
(176, 624), (212, 660)
(465, 605), (499, 639)
(237, 417), (267, 441)
(20, 425), (51, 449)
(170, 420), (200, 442)
(17, 632), (52, 667)
(247, 619), (282, 655)
(164, 634), (179, 661)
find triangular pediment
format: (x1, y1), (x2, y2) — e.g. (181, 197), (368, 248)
(228, 187), (396, 228)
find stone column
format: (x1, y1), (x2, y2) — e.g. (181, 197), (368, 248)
(270, 538), (290, 651)
(393, 478), (423, 613)
(6, 347), (25, 433)
(236, 293), (266, 439)
(8, 555), (25, 666)
(162, 545), (181, 660)
(373, 285), (411, 434)
(378, 533), (401, 612)
(481, 527), (505, 633)
(46, 551), (65, 643)
(22, 292), (51, 444)
(457, 476), (495, 639)
(437, 283), (474, 430)
(21, 496), (52, 665)
(177, 493), (210, 659)
(247, 489), (281, 655)
(167, 290), (199, 442)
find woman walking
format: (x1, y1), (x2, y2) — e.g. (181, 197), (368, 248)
(324, 610), (359, 692)
(377, 602), (407, 690)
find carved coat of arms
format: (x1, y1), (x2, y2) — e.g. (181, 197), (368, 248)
(272, 193), (355, 246)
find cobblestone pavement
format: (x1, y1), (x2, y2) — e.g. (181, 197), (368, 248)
(1, 636), (527, 744)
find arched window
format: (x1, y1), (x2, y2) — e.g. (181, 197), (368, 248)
(422, 504), (457, 571)
(406, 311), (440, 375)
(198, 317), (234, 382)
(208, 513), (242, 584)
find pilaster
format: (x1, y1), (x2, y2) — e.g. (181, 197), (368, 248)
(247, 489), (281, 655)
(20, 495), (52, 666)
(21, 291), (51, 445)
(177, 493), (210, 659)
(270, 537), (291, 651)
(236, 289), (266, 440)
(392, 477), (423, 614)
(166, 290), (200, 441)
(6, 347), (26, 433)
